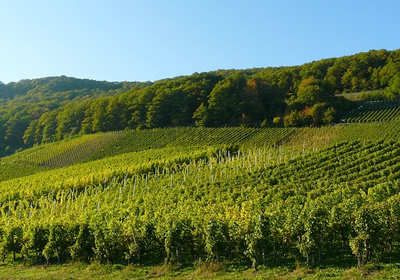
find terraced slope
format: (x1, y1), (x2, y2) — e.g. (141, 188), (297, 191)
(342, 99), (400, 123)
(0, 132), (123, 182)
(286, 120), (400, 151)
(76, 127), (297, 161)
(2, 121), (400, 184)
(22, 132), (123, 167)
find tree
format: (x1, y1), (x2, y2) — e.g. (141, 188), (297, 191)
(294, 77), (332, 108)
(105, 98), (123, 130)
(194, 72), (247, 127)
(23, 120), (38, 146)
(146, 89), (185, 128)
(92, 99), (108, 132)
(284, 110), (311, 127)
(41, 111), (58, 143)
(386, 74), (400, 97)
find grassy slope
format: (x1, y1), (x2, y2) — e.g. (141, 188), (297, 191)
(337, 90), (387, 101)
(0, 261), (399, 279)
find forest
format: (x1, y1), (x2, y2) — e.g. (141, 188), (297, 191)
(0, 49), (399, 157)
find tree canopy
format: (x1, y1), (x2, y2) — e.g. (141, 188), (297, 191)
(1, 49), (400, 156)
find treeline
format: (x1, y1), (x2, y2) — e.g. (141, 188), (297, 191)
(0, 75), (149, 101)
(0, 76), (147, 156)
(1, 49), (400, 156)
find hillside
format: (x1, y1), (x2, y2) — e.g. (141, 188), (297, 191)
(4, 119), (400, 182)
(1, 50), (400, 279)
(1, 49), (400, 157)
(0, 127), (294, 182)
(0, 118), (399, 277)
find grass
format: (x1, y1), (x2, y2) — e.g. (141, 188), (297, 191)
(1, 261), (400, 279)
(337, 90), (389, 101)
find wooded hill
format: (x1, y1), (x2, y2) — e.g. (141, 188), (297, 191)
(1, 49), (399, 157)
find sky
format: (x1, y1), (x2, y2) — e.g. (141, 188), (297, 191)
(0, 0), (399, 84)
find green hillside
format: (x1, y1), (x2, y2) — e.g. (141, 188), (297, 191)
(0, 135), (399, 275)
(1, 49), (400, 157)
(1, 50), (400, 278)
(0, 121), (399, 273)
(3, 119), (400, 183)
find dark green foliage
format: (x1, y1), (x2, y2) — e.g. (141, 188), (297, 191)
(69, 223), (95, 262)
(22, 224), (49, 264)
(1, 49), (399, 156)
(43, 223), (73, 264)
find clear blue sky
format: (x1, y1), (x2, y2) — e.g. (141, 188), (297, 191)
(0, 0), (399, 83)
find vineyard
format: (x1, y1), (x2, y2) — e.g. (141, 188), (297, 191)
(0, 140), (400, 269)
(85, 127), (297, 161)
(0, 132), (123, 182)
(3, 120), (399, 182)
(342, 99), (400, 123)
(0, 127), (296, 182)
(0, 120), (400, 278)
(285, 120), (400, 153)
